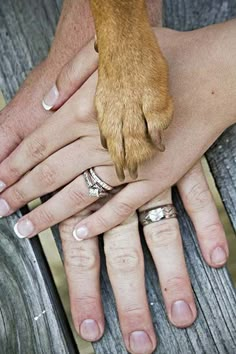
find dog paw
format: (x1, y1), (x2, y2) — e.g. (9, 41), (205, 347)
(95, 29), (173, 180)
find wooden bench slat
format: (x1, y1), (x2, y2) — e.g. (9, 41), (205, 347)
(0, 210), (78, 353)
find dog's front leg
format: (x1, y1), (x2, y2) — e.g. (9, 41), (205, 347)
(90, 0), (173, 180)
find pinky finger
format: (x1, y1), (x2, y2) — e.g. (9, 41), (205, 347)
(177, 161), (229, 268)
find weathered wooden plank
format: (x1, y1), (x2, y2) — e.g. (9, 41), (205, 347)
(207, 127), (236, 230)
(0, 0), (236, 354)
(0, 208), (78, 352)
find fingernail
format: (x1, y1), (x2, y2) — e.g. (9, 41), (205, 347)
(171, 300), (194, 327)
(42, 84), (59, 110)
(14, 219), (34, 238)
(0, 181), (6, 192)
(211, 246), (227, 266)
(80, 319), (100, 341)
(0, 198), (10, 217)
(129, 331), (153, 354)
(73, 226), (88, 241)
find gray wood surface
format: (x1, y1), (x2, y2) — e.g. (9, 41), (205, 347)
(0, 209), (78, 353)
(0, 0), (236, 354)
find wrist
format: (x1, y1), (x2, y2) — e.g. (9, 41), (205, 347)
(48, 0), (95, 71)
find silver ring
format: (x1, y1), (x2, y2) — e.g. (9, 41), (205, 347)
(83, 168), (113, 198)
(138, 204), (177, 226)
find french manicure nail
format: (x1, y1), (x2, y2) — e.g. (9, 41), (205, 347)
(211, 246), (227, 266)
(80, 319), (100, 341)
(42, 84), (59, 110)
(73, 226), (88, 241)
(0, 198), (10, 217)
(129, 331), (153, 354)
(0, 181), (6, 192)
(14, 219), (34, 238)
(171, 300), (194, 327)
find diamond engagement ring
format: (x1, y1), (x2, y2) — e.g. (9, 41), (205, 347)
(138, 204), (177, 226)
(83, 168), (113, 198)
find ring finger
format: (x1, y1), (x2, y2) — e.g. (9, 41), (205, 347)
(139, 190), (197, 328)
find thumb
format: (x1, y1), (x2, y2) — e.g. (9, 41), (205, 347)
(42, 39), (98, 111)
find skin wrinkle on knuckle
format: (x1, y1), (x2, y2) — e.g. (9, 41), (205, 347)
(65, 247), (97, 271)
(163, 276), (189, 296)
(60, 220), (78, 238)
(146, 221), (179, 249)
(121, 305), (147, 317)
(25, 137), (47, 161)
(35, 207), (55, 226)
(185, 183), (212, 212)
(111, 200), (134, 220)
(68, 186), (88, 205)
(6, 162), (21, 180)
(11, 185), (27, 204)
(106, 247), (141, 273)
(38, 163), (57, 188)
(198, 221), (225, 241)
(72, 295), (98, 307)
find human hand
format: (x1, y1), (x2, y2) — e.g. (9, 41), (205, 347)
(60, 161), (228, 354)
(0, 25), (235, 240)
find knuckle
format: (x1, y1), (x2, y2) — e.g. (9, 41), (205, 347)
(122, 305), (146, 319)
(6, 163), (21, 180)
(60, 217), (78, 236)
(164, 276), (189, 295)
(186, 183), (211, 211)
(60, 61), (76, 88)
(111, 201), (134, 219)
(39, 163), (57, 188)
(198, 221), (224, 241)
(25, 137), (46, 161)
(146, 220), (179, 248)
(76, 98), (91, 119)
(106, 247), (141, 272)
(36, 208), (55, 226)
(68, 186), (88, 205)
(65, 245), (97, 271)
(11, 185), (27, 204)
(60, 212), (91, 239)
(72, 295), (98, 308)
(96, 213), (111, 230)
(204, 221), (223, 235)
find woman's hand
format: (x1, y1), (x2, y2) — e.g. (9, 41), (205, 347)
(61, 161), (228, 354)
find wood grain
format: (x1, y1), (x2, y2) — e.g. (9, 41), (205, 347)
(0, 0), (236, 353)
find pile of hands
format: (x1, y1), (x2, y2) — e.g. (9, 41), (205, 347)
(0, 24), (235, 354)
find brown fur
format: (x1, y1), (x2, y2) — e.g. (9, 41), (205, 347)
(90, 0), (173, 180)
